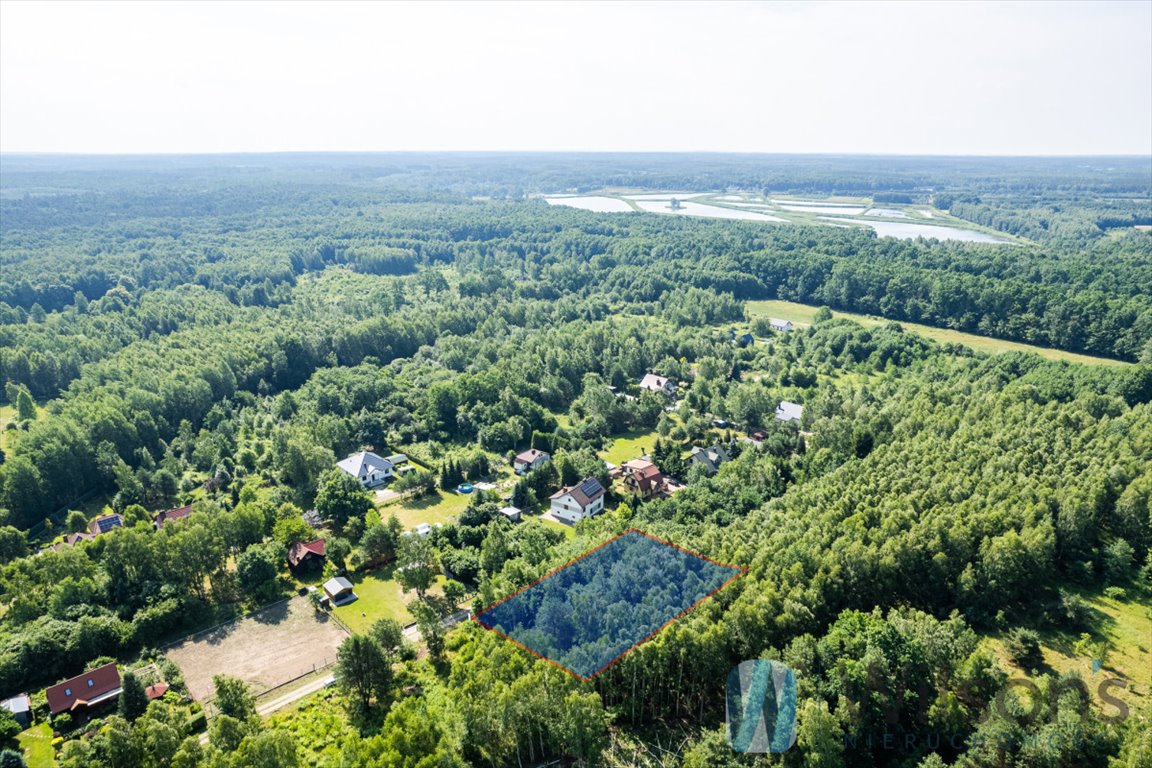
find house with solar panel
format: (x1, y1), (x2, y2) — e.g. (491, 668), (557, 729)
(88, 513), (124, 536)
(549, 477), (606, 523)
(336, 450), (394, 488)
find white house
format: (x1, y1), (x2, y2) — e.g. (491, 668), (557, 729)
(639, 373), (676, 396)
(775, 401), (804, 423)
(770, 318), (794, 333)
(336, 451), (394, 488)
(499, 505), (522, 522)
(549, 477), (606, 524)
(513, 448), (550, 474)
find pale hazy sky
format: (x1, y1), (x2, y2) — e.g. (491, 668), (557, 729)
(1, 0), (1149, 155)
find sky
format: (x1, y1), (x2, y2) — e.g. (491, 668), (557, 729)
(1, 0), (1150, 156)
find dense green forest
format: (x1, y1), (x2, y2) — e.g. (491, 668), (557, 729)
(0, 154), (1149, 767)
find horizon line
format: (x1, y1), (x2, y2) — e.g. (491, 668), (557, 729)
(2, 149), (1150, 160)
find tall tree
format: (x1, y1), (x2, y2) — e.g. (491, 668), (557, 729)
(212, 675), (255, 721)
(336, 634), (392, 713)
(118, 670), (149, 722)
(313, 469), (371, 532)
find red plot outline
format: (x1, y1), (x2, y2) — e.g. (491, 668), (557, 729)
(471, 527), (748, 682)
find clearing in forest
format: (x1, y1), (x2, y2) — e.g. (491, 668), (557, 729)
(165, 596), (348, 703)
(474, 529), (745, 680)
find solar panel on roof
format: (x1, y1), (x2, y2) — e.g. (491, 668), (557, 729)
(580, 477), (602, 496)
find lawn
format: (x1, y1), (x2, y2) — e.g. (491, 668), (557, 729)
(746, 299), (1131, 367)
(379, 488), (472, 530)
(985, 586), (1151, 715)
(539, 516), (576, 540)
(17, 722), (55, 768)
(331, 565), (446, 633)
(0, 402), (43, 454)
(598, 427), (664, 466)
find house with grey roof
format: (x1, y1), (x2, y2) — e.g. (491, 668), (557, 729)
(513, 448), (550, 474)
(336, 451), (394, 488)
(639, 373), (676, 396)
(689, 444), (731, 474)
(770, 318), (794, 333)
(322, 576), (356, 606)
(775, 401), (804, 423)
(1, 693), (31, 727)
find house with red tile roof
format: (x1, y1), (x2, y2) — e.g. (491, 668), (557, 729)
(46, 662), (122, 716)
(287, 539), (326, 570)
(154, 504), (193, 529)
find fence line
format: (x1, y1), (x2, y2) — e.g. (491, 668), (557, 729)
(160, 596), (293, 651)
(327, 610), (353, 636)
(201, 655), (338, 719)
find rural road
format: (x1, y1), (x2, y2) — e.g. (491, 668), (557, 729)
(256, 675), (333, 717)
(401, 609), (471, 642)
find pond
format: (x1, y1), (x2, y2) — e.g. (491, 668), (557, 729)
(821, 218), (1010, 243)
(544, 196), (635, 213)
(633, 199), (787, 221)
(774, 203), (867, 215)
(621, 192), (705, 200)
(863, 208), (909, 218)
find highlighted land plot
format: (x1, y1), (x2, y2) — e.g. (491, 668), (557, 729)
(474, 528), (746, 680)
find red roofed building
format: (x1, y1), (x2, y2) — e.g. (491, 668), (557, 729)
(52, 531), (95, 552)
(144, 682), (169, 701)
(287, 539), (326, 570)
(154, 504), (193, 529)
(625, 463), (666, 499)
(46, 662), (122, 716)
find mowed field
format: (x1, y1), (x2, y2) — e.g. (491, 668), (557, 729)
(598, 427), (664, 466)
(380, 488), (473, 529)
(165, 596), (348, 703)
(331, 566), (448, 633)
(746, 299), (1132, 367)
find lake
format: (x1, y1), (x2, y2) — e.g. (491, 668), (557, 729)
(821, 218), (1010, 243)
(634, 199), (787, 221)
(775, 203), (867, 215)
(621, 192), (705, 200)
(544, 196), (635, 213)
(543, 193), (1009, 242)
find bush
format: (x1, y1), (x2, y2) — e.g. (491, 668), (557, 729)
(1004, 627), (1044, 669)
(64, 510), (88, 534)
(1057, 590), (1092, 628)
(1103, 539), (1135, 584)
(52, 712), (73, 733)
(186, 710), (207, 733)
